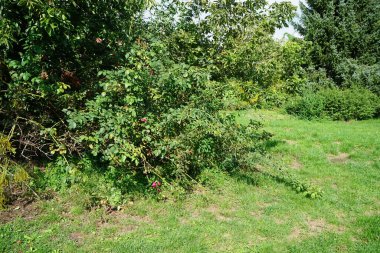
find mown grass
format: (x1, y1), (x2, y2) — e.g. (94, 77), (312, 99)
(1, 110), (379, 253)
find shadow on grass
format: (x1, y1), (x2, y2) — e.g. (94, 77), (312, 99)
(263, 139), (285, 150)
(229, 170), (261, 186)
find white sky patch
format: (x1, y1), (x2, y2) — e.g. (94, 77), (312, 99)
(145, 0), (303, 40)
(268, 0), (303, 40)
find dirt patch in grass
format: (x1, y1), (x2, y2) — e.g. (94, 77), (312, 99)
(364, 208), (380, 217)
(288, 219), (345, 241)
(207, 204), (219, 214)
(307, 218), (345, 235)
(70, 232), (85, 245)
(307, 219), (327, 233)
(108, 211), (152, 224)
(96, 221), (138, 235)
(285, 139), (297, 145)
(95, 211), (143, 237)
(113, 224), (137, 235)
(256, 202), (272, 209)
(290, 159), (303, 170)
(250, 210), (263, 218)
(216, 213), (232, 221)
(0, 199), (40, 224)
(328, 153), (350, 163)
(206, 204), (233, 221)
(179, 216), (190, 224)
(288, 227), (302, 240)
(274, 217), (286, 225)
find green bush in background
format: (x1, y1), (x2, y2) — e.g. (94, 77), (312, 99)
(286, 87), (380, 120)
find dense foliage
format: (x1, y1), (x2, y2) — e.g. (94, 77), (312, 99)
(0, 0), (296, 207)
(286, 87), (380, 120)
(0, 0), (154, 162)
(0, 134), (30, 208)
(296, 0), (380, 94)
(0, 0), (379, 208)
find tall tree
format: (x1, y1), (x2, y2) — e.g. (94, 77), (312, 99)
(296, 0), (380, 90)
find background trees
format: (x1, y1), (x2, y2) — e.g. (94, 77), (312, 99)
(296, 0), (380, 94)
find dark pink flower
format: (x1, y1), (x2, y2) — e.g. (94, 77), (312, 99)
(140, 117), (148, 123)
(152, 181), (157, 188)
(96, 37), (103, 44)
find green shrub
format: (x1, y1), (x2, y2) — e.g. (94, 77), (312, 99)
(0, 0), (150, 159)
(321, 87), (380, 120)
(60, 41), (271, 206)
(285, 92), (325, 120)
(222, 80), (252, 110)
(0, 134), (31, 209)
(336, 59), (380, 95)
(286, 87), (380, 120)
(0, 0), (299, 206)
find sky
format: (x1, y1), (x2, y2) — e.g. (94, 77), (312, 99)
(268, 0), (302, 40)
(145, 0), (303, 40)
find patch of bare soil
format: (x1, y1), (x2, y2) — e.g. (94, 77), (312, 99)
(274, 217), (286, 225)
(206, 204), (233, 221)
(307, 218), (327, 233)
(288, 227), (302, 240)
(328, 153), (350, 163)
(107, 211), (152, 224)
(285, 139), (297, 145)
(288, 218), (345, 241)
(256, 202), (272, 209)
(364, 206), (380, 216)
(179, 216), (190, 224)
(290, 159), (303, 170)
(70, 232), (85, 244)
(307, 218), (345, 235)
(193, 186), (208, 195)
(92, 211), (150, 238)
(0, 198), (40, 224)
(250, 210), (263, 218)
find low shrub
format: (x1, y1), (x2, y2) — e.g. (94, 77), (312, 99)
(321, 87), (380, 120)
(0, 134), (31, 209)
(285, 92), (325, 120)
(223, 79), (291, 110)
(336, 60), (380, 96)
(286, 87), (380, 120)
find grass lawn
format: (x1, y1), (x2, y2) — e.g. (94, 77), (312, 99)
(1, 110), (379, 253)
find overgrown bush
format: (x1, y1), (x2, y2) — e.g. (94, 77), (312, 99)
(0, 0), (150, 159)
(285, 91), (325, 120)
(61, 40), (271, 207)
(286, 87), (380, 120)
(0, 0), (313, 208)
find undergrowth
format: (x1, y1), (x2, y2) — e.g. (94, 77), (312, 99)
(0, 134), (31, 209)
